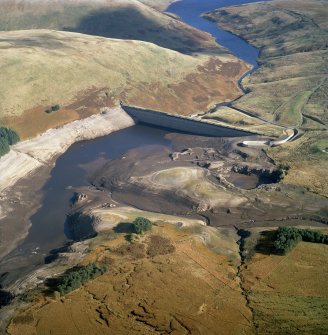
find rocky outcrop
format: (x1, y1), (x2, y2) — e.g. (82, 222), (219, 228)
(231, 165), (283, 183)
(71, 192), (88, 205)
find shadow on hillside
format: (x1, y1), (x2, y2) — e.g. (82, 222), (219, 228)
(0, 289), (14, 308)
(65, 7), (216, 54)
(65, 212), (97, 241)
(255, 230), (278, 255)
(113, 222), (133, 234)
(44, 243), (72, 264)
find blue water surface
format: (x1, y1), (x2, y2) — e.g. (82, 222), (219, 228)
(168, 0), (261, 65)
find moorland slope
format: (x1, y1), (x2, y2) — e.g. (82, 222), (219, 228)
(0, 0), (223, 54)
(203, 0), (328, 195)
(6, 222), (328, 335)
(0, 29), (248, 139)
(7, 223), (253, 335)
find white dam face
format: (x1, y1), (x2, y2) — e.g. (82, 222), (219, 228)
(122, 105), (254, 137)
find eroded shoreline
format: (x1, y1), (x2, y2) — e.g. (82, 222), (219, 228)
(0, 106), (135, 261)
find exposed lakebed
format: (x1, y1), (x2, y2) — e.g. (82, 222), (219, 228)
(0, 125), (171, 286)
(0, 0), (282, 287)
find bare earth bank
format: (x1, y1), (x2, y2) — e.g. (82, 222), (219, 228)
(0, 106), (135, 261)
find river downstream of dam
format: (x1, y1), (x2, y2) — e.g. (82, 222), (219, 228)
(0, 0), (263, 287)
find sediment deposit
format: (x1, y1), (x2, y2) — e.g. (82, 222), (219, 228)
(0, 106), (134, 261)
(0, 106), (134, 193)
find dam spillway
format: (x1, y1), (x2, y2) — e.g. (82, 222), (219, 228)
(122, 105), (254, 138)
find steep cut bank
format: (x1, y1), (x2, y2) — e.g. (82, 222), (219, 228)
(0, 29), (248, 139)
(138, 0), (176, 11)
(0, 107), (134, 193)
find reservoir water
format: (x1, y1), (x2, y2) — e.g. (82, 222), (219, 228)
(0, 126), (172, 286)
(0, 0), (262, 287)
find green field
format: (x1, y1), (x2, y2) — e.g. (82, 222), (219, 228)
(274, 91), (310, 127)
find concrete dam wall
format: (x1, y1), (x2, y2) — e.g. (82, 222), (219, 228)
(122, 105), (254, 137)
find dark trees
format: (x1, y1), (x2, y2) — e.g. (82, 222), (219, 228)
(273, 227), (328, 254)
(0, 127), (20, 157)
(0, 137), (10, 157)
(132, 217), (153, 234)
(0, 127), (20, 145)
(55, 263), (107, 296)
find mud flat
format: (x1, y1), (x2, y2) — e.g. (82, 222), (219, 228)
(89, 132), (328, 230)
(0, 106), (134, 260)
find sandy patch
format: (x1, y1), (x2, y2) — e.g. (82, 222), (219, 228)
(0, 151), (43, 193)
(91, 205), (205, 233)
(135, 166), (247, 208)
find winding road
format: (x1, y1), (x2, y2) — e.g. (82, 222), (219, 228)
(167, 0), (298, 147)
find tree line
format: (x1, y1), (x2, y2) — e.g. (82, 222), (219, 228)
(273, 226), (328, 254)
(0, 127), (20, 157)
(54, 263), (107, 296)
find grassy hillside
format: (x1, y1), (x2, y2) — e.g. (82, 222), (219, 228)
(205, 0), (327, 126)
(7, 224), (253, 335)
(204, 0), (328, 195)
(0, 0), (224, 55)
(138, 0), (175, 11)
(0, 29), (248, 139)
(242, 237), (328, 334)
(7, 223), (328, 334)
(199, 106), (286, 137)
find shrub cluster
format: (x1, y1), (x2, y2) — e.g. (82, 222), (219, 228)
(0, 138), (10, 157)
(274, 227), (328, 254)
(0, 127), (20, 145)
(132, 217), (152, 235)
(309, 145), (322, 154)
(0, 127), (20, 157)
(45, 104), (60, 113)
(56, 263), (107, 296)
